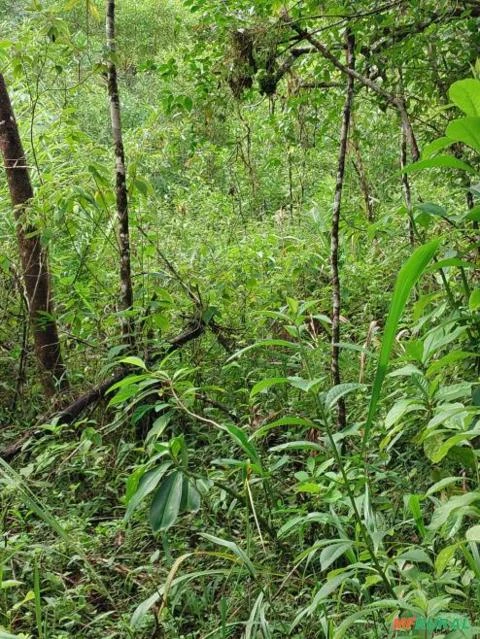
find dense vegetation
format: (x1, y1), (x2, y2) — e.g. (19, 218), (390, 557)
(0, 1), (479, 637)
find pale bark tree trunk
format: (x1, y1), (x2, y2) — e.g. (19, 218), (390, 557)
(287, 17), (420, 161)
(106, 0), (135, 346)
(0, 74), (67, 397)
(330, 31), (355, 429)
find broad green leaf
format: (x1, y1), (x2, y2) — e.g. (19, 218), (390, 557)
(384, 399), (424, 429)
(404, 155), (475, 175)
(320, 542), (354, 571)
(429, 492), (480, 531)
(107, 383), (142, 407)
(310, 571), (353, 606)
(423, 404), (469, 436)
(149, 471), (184, 532)
(427, 432), (477, 464)
(435, 382), (472, 402)
(421, 136), (455, 159)
(334, 341), (373, 355)
(125, 463), (171, 521)
(250, 377), (288, 397)
(449, 79), (480, 116)
(423, 326), (465, 363)
(388, 364), (423, 377)
(466, 525), (480, 542)
(426, 258), (476, 271)
(446, 118), (480, 154)
(362, 239), (439, 446)
(465, 205), (480, 222)
(223, 423), (261, 468)
(333, 600), (416, 639)
(426, 477), (463, 497)
(296, 481), (322, 494)
(133, 176), (153, 197)
(396, 548), (432, 566)
(119, 356), (148, 370)
(324, 383), (365, 410)
(469, 289), (480, 312)
(180, 476), (201, 513)
(415, 202), (449, 220)
(107, 374), (148, 392)
(288, 376), (323, 392)
(146, 413), (172, 443)
(278, 512), (330, 538)
(435, 544), (459, 576)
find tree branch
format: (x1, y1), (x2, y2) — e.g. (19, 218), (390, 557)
(284, 15), (420, 159)
(0, 317), (231, 460)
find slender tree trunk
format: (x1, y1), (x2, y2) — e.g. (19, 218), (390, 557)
(330, 31), (355, 429)
(398, 103), (420, 162)
(106, 0), (135, 345)
(398, 73), (418, 246)
(399, 125), (415, 247)
(287, 18), (420, 160)
(350, 121), (374, 222)
(0, 74), (67, 397)
(287, 150), (294, 219)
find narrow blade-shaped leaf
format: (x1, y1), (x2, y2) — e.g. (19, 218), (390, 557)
(200, 533), (256, 576)
(362, 239), (439, 447)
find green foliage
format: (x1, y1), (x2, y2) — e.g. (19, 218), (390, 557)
(362, 238), (439, 447)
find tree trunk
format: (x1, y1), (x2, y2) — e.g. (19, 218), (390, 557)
(398, 73), (418, 246)
(287, 17), (420, 160)
(399, 125), (416, 247)
(350, 122), (374, 222)
(0, 74), (67, 397)
(106, 0), (135, 346)
(330, 31), (355, 430)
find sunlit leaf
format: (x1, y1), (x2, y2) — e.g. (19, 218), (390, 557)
(404, 155), (475, 174)
(362, 239), (439, 446)
(449, 79), (480, 116)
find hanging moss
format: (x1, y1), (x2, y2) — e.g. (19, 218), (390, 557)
(226, 24), (285, 98)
